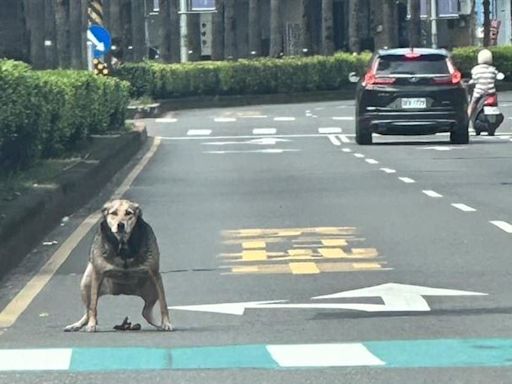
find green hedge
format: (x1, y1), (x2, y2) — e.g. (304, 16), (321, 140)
(0, 60), (130, 171)
(115, 52), (372, 99)
(452, 46), (512, 78)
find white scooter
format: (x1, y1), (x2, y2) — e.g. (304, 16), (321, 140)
(468, 72), (505, 136)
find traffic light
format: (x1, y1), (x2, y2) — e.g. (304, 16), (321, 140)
(93, 58), (109, 76)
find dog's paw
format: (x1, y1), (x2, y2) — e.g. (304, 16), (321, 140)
(85, 324), (97, 333)
(63, 324), (82, 332)
(160, 322), (173, 332)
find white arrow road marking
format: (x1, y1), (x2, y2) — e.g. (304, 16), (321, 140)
(170, 283), (487, 316)
(86, 30), (105, 52)
(204, 149), (299, 154)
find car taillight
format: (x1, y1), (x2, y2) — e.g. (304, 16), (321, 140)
(364, 71), (395, 86)
(446, 59), (462, 84)
(484, 94), (498, 106)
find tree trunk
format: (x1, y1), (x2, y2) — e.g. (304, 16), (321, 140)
(373, 0), (396, 49)
(348, 0), (359, 52)
(212, 0), (225, 60)
(55, 0), (70, 68)
(169, 0), (180, 62)
(483, 0), (490, 46)
(131, 0), (146, 61)
(248, 0), (260, 56)
(69, 0), (83, 69)
(321, 0), (334, 55)
(159, 0), (172, 62)
(224, 0), (236, 59)
(269, 0), (282, 57)
(409, 0), (421, 47)
(301, 0), (312, 55)
(44, 0), (57, 69)
(27, 0), (46, 69)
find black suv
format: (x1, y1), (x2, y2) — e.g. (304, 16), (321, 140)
(354, 48), (468, 145)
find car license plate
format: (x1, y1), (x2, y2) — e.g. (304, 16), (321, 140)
(484, 106), (500, 115)
(401, 98), (427, 109)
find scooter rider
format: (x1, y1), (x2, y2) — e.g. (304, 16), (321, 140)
(468, 49), (499, 119)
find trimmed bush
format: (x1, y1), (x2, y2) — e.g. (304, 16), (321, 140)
(0, 60), (130, 172)
(115, 52), (373, 99)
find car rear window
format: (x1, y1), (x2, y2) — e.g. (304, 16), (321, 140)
(376, 54), (450, 75)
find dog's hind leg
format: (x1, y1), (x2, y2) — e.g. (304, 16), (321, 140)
(64, 263), (93, 332)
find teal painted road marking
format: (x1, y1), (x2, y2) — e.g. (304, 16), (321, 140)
(171, 345), (278, 369)
(71, 348), (170, 371)
(3, 339), (512, 372)
(366, 338), (512, 368)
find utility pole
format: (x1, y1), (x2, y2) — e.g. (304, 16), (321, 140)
(483, 0), (490, 46)
(430, 0), (438, 48)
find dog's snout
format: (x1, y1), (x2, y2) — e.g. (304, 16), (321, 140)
(118, 222), (125, 232)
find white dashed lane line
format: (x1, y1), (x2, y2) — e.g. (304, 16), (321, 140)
(451, 203), (477, 212)
(214, 117), (237, 122)
(423, 190), (443, 198)
(365, 159), (379, 164)
(187, 129), (212, 136)
(318, 127), (342, 134)
(332, 117), (354, 121)
(253, 128), (277, 135)
(380, 168), (397, 174)
(274, 117), (296, 121)
(342, 148), (352, 153)
(155, 118), (177, 123)
(354, 153), (365, 158)
(398, 177), (415, 184)
(490, 221), (512, 233)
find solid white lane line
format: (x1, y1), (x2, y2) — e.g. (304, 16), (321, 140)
(266, 344), (385, 367)
(365, 159), (379, 164)
(318, 127), (342, 134)
(490, 221), (512, 233)
(339, 135), (351, 143)
(155, 118), (177, 123)
(342, 148), (352, 153)
(160, 133), (344, 141)
(253, 128), (277, 135)
(214, 117), (237, 122)
(452, 203), (476, 212)
(332, 116), (354, 121)
(380, 168), (396, 174)
(398, 177), (415, 183)
(0, 349), (72, 371)
(354, 153), (365, 158)
(328, 135), (342, 146)
(187, 129), (212, 136)
(423, 190), (443, 198)
(274, 117), (296, 121)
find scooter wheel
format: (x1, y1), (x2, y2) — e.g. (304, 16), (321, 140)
(488, 128), (496, 136)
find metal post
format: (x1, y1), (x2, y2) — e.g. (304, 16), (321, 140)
(180, 0), (189, 62)
(87, 41), (94, 71)
(430, 0), (438, 48)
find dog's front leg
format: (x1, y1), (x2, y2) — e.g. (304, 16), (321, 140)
(149, 271), (173, 331)
(86, 270), (103, 332)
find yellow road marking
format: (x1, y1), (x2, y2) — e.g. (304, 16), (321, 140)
(321, 239), (348, 247)
(289, 262), (320, 274)
(353, 262), (382, 269)
(242, 250), (268, 261)
(318, 248), (347, 258)
(232, 266), (259, 273)
(287, 249), (313, 257)
(0, 137), (161, 330)
(242, 241), (266, 249)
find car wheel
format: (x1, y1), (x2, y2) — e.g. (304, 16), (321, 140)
(450, 122), (469, 144)
(355, 122), (372, 145)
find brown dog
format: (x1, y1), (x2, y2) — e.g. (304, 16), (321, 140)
(64, 199), (173, 332)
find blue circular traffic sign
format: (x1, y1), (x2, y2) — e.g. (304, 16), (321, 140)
(88, 25), (112, 58)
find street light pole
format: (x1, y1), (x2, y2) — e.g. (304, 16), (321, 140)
(180, 0), (189, 62)
(430, 0), (438, 48)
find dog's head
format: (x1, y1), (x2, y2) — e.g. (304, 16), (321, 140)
(101, 199), (141, 245)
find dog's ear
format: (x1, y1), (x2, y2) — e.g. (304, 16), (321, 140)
(101, 201), (113, 217)
(128, 202), (142, 218)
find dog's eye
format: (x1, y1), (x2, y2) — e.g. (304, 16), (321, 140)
(110, 211), (118, 216)
(126, 211), (133, 216)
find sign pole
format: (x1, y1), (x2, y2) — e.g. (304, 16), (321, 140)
(87, 41), (94, 71)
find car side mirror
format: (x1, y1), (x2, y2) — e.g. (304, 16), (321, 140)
(497, 72), (505, 80)
(348, 72), (360, 83)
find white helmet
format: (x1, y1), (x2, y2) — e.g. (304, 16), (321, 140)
(478, 49), (493, 65)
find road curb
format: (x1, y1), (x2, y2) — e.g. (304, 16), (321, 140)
(0, 124), (148, 278)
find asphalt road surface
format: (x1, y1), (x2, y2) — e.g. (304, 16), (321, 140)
(2, 92), (512, 383)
